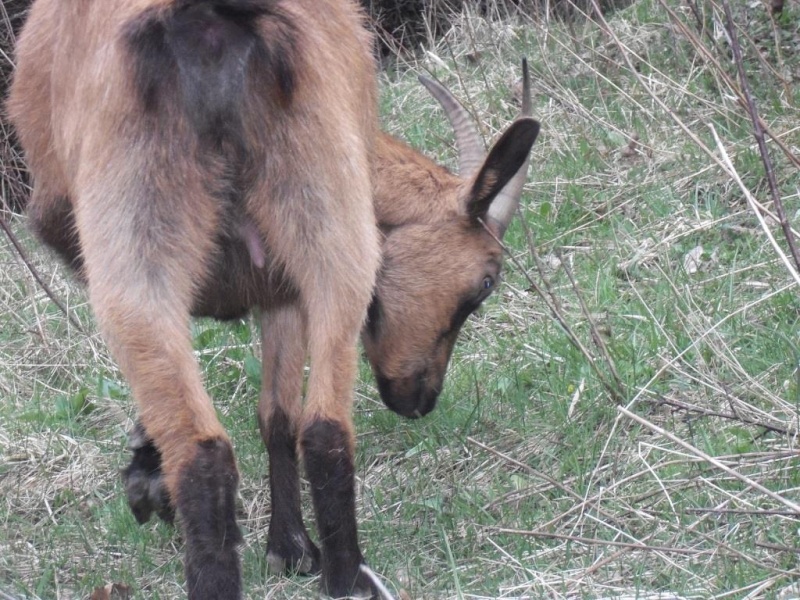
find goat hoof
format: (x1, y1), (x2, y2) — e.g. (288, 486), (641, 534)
(122, 424), (174, 524)
(266, 534), (321, 576)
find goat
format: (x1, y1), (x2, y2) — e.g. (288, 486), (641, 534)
(10, 0), (539, 597)
(123, 62), (539, 596)
(9, 0), (382, 598)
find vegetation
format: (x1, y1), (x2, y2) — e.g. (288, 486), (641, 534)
(2, 0), (800, 597)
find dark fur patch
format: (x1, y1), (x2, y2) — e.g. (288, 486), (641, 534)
(124, 1), (300, 323)
(125, 4), (254, 153)
(365, 294), (383, 339)
(29, 196), (85, 276)
(302, 419), (377, 598)
(122, 425), (175, 524)
(124, 13), (175, 115)
(444, 295), (482, 340)
(125, 1), (297, 136)
(258, 407), (321, 574)
(178, 438), (242, 600)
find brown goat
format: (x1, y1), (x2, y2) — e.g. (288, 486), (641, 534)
(9, 0), (539, 597)
(9, 0), (382, 598)
(124, 64), (539, 596)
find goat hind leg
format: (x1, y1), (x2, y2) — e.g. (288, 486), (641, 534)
(122, 419), (175, 525)
(95, 295), (242, 600)
(74, 177), (242, 600)
(258, 205), (381, 596)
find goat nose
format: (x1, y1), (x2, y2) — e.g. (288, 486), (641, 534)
(376, 372), (439, 419)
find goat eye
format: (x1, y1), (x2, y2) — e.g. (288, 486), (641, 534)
(482, 276), (494, 291)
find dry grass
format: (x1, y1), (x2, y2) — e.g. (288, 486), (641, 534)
(0, 0), (30, 213)
(2, 0), (800, 598)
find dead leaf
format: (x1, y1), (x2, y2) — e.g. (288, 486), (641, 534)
(620, 132), (640, 159)
(465, 51), (482, 65)
(545, 252), (562, 270)
(683, 245), (704, 274)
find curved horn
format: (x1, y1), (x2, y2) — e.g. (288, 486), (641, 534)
(487, 58), (534, 238)
(418, 74), (486, 179)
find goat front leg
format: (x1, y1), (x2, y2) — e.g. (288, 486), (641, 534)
(300, 315), (385, 599)
(256, 205), (382, 597)
(257, 306), (321, 575)
(74, 177), (241, 600)
(297, 270), (382, 598)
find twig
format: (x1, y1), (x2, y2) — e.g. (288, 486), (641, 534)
(484, 527), (713, 555)
(618, 405), (800, 514)
(687, 508), (799, 517)
(720, 0), (800, 275)
(653, 395), (792, 436)
(693, 528), (800, 576)
(558, 250), (625, 399)
(656, 0), (800, 170)
(0, 214), (84, 333)
(755, 541), (800, 553)
(480, 219), (625, 404)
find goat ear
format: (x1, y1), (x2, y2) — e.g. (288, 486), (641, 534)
(466, 117), (540, 231)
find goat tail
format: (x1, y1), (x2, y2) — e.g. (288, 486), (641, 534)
(125, 0), (295, 142)
(178, 0), (275, 11)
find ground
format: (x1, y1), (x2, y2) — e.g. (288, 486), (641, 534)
(2, 0), (800, 598)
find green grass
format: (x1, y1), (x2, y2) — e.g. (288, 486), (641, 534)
(3, 0), (800, 598)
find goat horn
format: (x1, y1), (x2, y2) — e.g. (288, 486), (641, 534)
(418, 74), (485, 179)
(487, 58), (533, 238)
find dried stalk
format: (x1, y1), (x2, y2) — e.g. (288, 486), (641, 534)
(618, 405), (800, 514)
(484, 527), (716, 555)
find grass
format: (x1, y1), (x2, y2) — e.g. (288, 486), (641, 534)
(2, 0), (800, 598)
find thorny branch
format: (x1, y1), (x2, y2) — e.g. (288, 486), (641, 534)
(653, 395), (793, 436)
(720, 0), (800, 276)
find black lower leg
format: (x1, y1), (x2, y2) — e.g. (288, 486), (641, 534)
(122, 420), (174, 524)
(259, 407), (320, 575)
(302, 419), (376, 599)
(178, 438), (242, 600)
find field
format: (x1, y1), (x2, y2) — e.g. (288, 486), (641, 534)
(2, 0), (800, 598)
